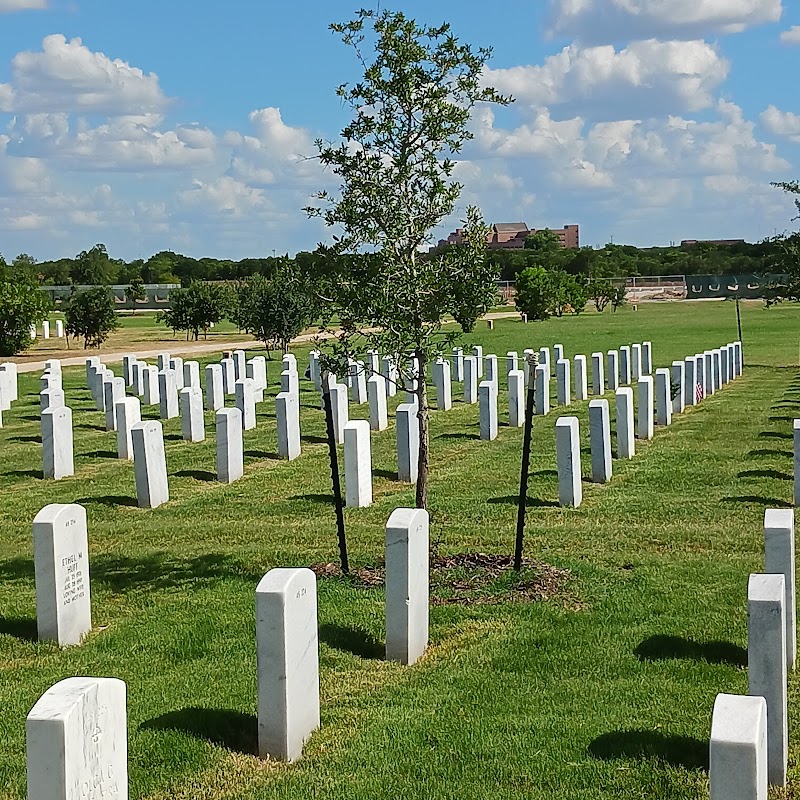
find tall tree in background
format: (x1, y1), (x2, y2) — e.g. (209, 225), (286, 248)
(157, 281), (232, 340)
(239, 260), (316, 355)
(770, 180), (800, 301)
(72, 244), (114, 286)
(306, 9), (509, 509)
(63, 287), (119, 349)
(0, 254), (51, 356)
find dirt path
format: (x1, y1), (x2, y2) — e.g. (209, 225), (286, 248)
(13, 312), (522, 374)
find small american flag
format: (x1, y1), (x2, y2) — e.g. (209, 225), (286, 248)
(696, 382), (704, 403)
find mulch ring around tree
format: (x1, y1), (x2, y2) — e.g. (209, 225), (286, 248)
(310, 553), (583, 608)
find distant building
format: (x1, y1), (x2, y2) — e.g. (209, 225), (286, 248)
(437, 223), (579, 251)
(680, 238), (746, 248)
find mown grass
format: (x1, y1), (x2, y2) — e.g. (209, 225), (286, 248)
(0, 299), (799, 799)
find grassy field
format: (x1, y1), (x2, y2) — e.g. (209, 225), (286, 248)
(1, 299), (799, 799)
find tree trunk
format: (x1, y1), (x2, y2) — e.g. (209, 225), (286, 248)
(414, 348), (429, 510)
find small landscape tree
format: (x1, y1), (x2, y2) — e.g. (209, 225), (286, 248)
(306, 9), (510, 509)
(63, 287), (119, 349)
(127, 277), (147, 304)
(0, 255), (51, 356)
(157, 281), (231, 340)
(514, 266), (555, 321)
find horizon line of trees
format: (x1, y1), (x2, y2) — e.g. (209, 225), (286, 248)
(0, 235), (789, 290)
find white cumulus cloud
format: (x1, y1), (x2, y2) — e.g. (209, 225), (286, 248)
(0, 0), (46, 11)
(780, 26), (800, 43)
(483, 40), (729, 121)
(760, 104), (800, 142)
(0, 34), (170, 115)
(548, 0), (783, 42)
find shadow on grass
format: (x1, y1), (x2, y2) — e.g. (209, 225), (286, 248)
(529, 469), (558, 478)
(140, 708), (257, 755)
(374, 468), (398, 481)
(82, 450), (118, 460)
(748, 448), (791, 459)
(488, 495), (560, 508)
(18, 415), (41, 422)
(721, 495), (792, 508)
(769, 415), (797, 422)
(291, 493), (334, 505)
(0, 616), (37, 641)
(758, 431), (792, 440)
(588, 730), (708, 770)
(319, 623), (385, 660)
(301, 435), (328, 445)
(436, 432), (480, 441)
(634, 635), (746, 667)
(75, 495), (139, 508)
(173, 469), (215, 482)
(737, 468), (792, 481)
(164, 434), (183, 442)
(10, 435), (41, 444)
(76, 423), (107, 432)
(4, 469), (43, 479)
(244, 450), (281, 460)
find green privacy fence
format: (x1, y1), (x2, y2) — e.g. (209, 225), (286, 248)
(685, 274), (788, 300)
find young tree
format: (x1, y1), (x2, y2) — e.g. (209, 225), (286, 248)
(157, 281), (231, 341)
(0, 255), (52, 356)
(127, 277), (147, 304)
(514, 266), (555, 321)
(240, 260), (316, 355)
(63, 287), (119, 349)
(306, 9), (509, 509)
(769, 180), (800, 301)
(589, 278), (614, 312)
(611, 284), (627, 312)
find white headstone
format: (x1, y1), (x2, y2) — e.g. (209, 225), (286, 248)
(615, 388), (635, 459)
(169, 357), (185, 390)
(642, 341), (653, 375)
(506, 351), (518, 376)
(216, 408), (244, 483)
(381, 355), (398, 396)
(385, 508), (429, 666)
(367, 349), (380, 375)
(606, 350), (619, 391)
(794, 420), (800, 506)
(472, 345), (483, 377)
(432, 358), (451, 411)
(655, 369), (672, 426)
(330, 384), (349, 444)
(158, 370), (178, 420)
(574, 355), (588, 401)
(591, 352), (605, 396)
(157, 352), (171, 371)
(367, 374), (388, 431)
(235, 378), (257, 430)
(748, 573), (787, 786)
(704, 351), (714, 395)
(484, 354), (498, 388)
(233, 349), (246, 381)
(710, 693), (767, 800)
(44, 358), (62, 375)
(463, 356), (478, 404)
(344, 420), (372, 507)
(104, 377), (125, 431)
(556, 358), (571, 406)
(205, 364), (224, 411)
(246, 357), (267, 403)
(276, 391), (301, 461)
(522, 349), (535, 386)
(619, 345), (631, 385)
(396, 403), (419, 483)
(539, 347), (551, 377)
(508, 369), (525, 428)
(555, 416), (582, 507)
(33, 503), (91, 646)
(672, 361), (685, 414)
(764, 509), (796, 670)
(553, 344), (564, 362)
(122, 354), (136, 387)
(349, 361), (367, 404)
(55, 319), (64, 338)
(43, 406), (74, 480)
(115, 398), (141, 460)
(143, 366), (160, 406)
(40, 388), (65, 412)
(684, 356), (698, 407)
(180, 387), (205, 442)
(256, 568), (320, 762)
(637, 376), (654, 440)
(133, 362), (146, 398)
(221, 357), (236, 395)
(589, 399), (612, 484)
(631, 343), (642, 380)
(479, 380), (498, 441)
(26, 677), (128, 800)
(131, 420), (169, 508)
(280, 369), (300, 399)
(309, 351), (322, 391)
(183, 360), (201, 391)
(41, 373), (62, 394)
(534, 364), (550, 416)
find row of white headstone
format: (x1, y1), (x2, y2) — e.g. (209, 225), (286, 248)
(25, 504), (432, 796)
(709, 508), (796, 799)
(28, 319), (65, 340)
(552, 341), (744, 507)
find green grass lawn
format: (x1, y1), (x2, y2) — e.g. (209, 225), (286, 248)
(1, 299), (799, 799)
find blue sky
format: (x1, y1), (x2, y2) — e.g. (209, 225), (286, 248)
(0, 0), (798, 261)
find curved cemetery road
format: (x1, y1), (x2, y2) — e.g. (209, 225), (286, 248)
(13, 311), (522, 375)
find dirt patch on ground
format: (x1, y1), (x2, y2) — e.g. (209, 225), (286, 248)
(310, 553), (581, 608)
